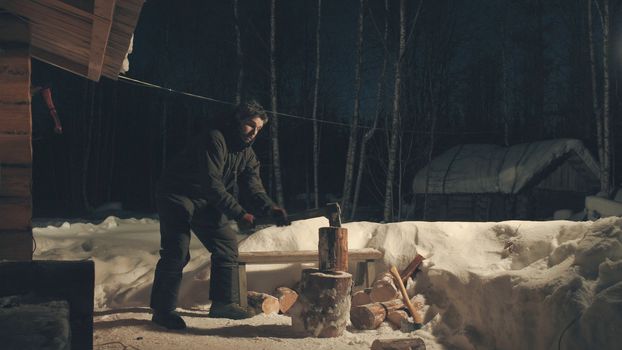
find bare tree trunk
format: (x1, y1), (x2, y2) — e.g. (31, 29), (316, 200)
(342, 0), (365, 217)
(107, 82), (117, 201)
(82, 82), (95, 212)
(383, 0), (406, 222)
(234, 0), (244, 105)
(352, 0), (388, 221)
(312, 0), (322, 208)
(601, 0), (611, 195)
(501, 7), (510, 146)
(589, 0), (611, 195)
(161, 97), (168, 173)
(423, 87), (438, 220)
(160, 20), (170, 176)
(270, 0), (284, 206)
(588, 0), (604, 187)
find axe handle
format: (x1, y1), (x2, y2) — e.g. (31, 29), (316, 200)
(390, 265), (423, 325)
(250, 205), (341, 227)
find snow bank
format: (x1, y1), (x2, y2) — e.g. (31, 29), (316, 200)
(33, 216), (622, 349)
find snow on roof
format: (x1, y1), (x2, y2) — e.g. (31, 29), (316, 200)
(413, 138), (600, 194)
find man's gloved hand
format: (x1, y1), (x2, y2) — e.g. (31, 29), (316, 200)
(271, 206), (290, 226)
(239, 213), (256, 229)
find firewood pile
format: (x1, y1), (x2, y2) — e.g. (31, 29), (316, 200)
(248, 254), (426, 328)
(245, 287), (299, 316)
(350, 254), (425, 331)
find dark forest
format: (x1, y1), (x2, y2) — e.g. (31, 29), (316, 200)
(29, 0), (622, 221)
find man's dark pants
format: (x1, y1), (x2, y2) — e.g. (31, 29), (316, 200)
(150, 192), (240, 312)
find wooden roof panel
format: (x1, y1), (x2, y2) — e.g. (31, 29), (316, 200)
(101, 0), (143, 79)
(0, 0), (143, 81)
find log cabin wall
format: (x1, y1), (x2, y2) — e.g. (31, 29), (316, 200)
(0, 14), (33, 261)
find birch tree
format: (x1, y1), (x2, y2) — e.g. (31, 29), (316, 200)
(234, 0), (243, 104)
(501, 6), (510, 146)
(270, 0), (284, 205)
(600, 0), (611, 195)
(383, 0), (406, 222)
(342, 0), (366, 217)
(588, 0), (611, 195)
(351, 0), (388, 220)
(312, 0), (322, 208)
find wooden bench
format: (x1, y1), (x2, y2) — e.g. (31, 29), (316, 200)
(237, 248), (383, 308)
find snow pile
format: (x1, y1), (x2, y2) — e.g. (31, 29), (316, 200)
(33, 216), (622, 349)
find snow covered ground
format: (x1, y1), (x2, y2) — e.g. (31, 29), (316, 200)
(32, 216), (622, 350)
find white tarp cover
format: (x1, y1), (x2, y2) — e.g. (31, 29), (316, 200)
(413, 139), (600, 194)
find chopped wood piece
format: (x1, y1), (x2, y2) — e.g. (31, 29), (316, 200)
(274, 286), (298, 314)
(370, 338), (426, 350)
(350, 299), (405, 330)
(318, 227), (348, 272)
(386, 309), (409, 329)
(370, 272), (400, 302)
(352, 288), (372, 306)
(400, 254), (425, 283)
(247, 291), (280, 315)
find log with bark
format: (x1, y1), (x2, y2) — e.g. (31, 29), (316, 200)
(318, 227), (348, 272)
(370, 272), (400, 302)
(351, 287), (372, 306)
(399, 254), (424, 283)
(349, 298), (406, 330)
(386, 309), (409, 330)
(370, 338), (426, 350)
(274, 286), (298, 314)
(247, 291), (280, 315)
(289, 269), (352, 337)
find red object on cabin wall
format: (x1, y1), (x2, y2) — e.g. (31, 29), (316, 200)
(39, 87), (63, 134)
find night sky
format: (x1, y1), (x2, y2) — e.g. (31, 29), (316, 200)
(29, 0), (622, 219)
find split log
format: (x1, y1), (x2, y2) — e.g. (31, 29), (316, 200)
(318, 227), (348, 272)
(351, 288), (372, 306)
(247, 291), (280, 315)
(290, 269), (352, 337)
(274, 286), (298, 314)
(400, 254), (425, 283)
(350, 299), (405, 330)
(370, 338), (426, 350)
(386, 310), (409, 329)
(370, 272), (400, 302)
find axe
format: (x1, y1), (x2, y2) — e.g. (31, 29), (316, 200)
(237, 203), (342, 235)
(252, 202), (342, 228)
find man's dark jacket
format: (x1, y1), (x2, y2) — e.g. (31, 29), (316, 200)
(158, 124), (273, 219)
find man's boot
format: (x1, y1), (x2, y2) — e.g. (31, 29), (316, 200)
(208, 301), (253, 320)
(152, 310), (187, 330)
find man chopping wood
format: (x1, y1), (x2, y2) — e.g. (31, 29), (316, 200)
(150, 100), (289, 329)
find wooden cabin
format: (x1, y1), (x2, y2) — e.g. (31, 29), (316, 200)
(0, 0), (143, 258)
(412, 139), (601, 221)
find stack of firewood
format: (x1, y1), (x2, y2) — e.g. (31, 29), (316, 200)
(245, 286), (299, 316)
(350, 254), (425, 330)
